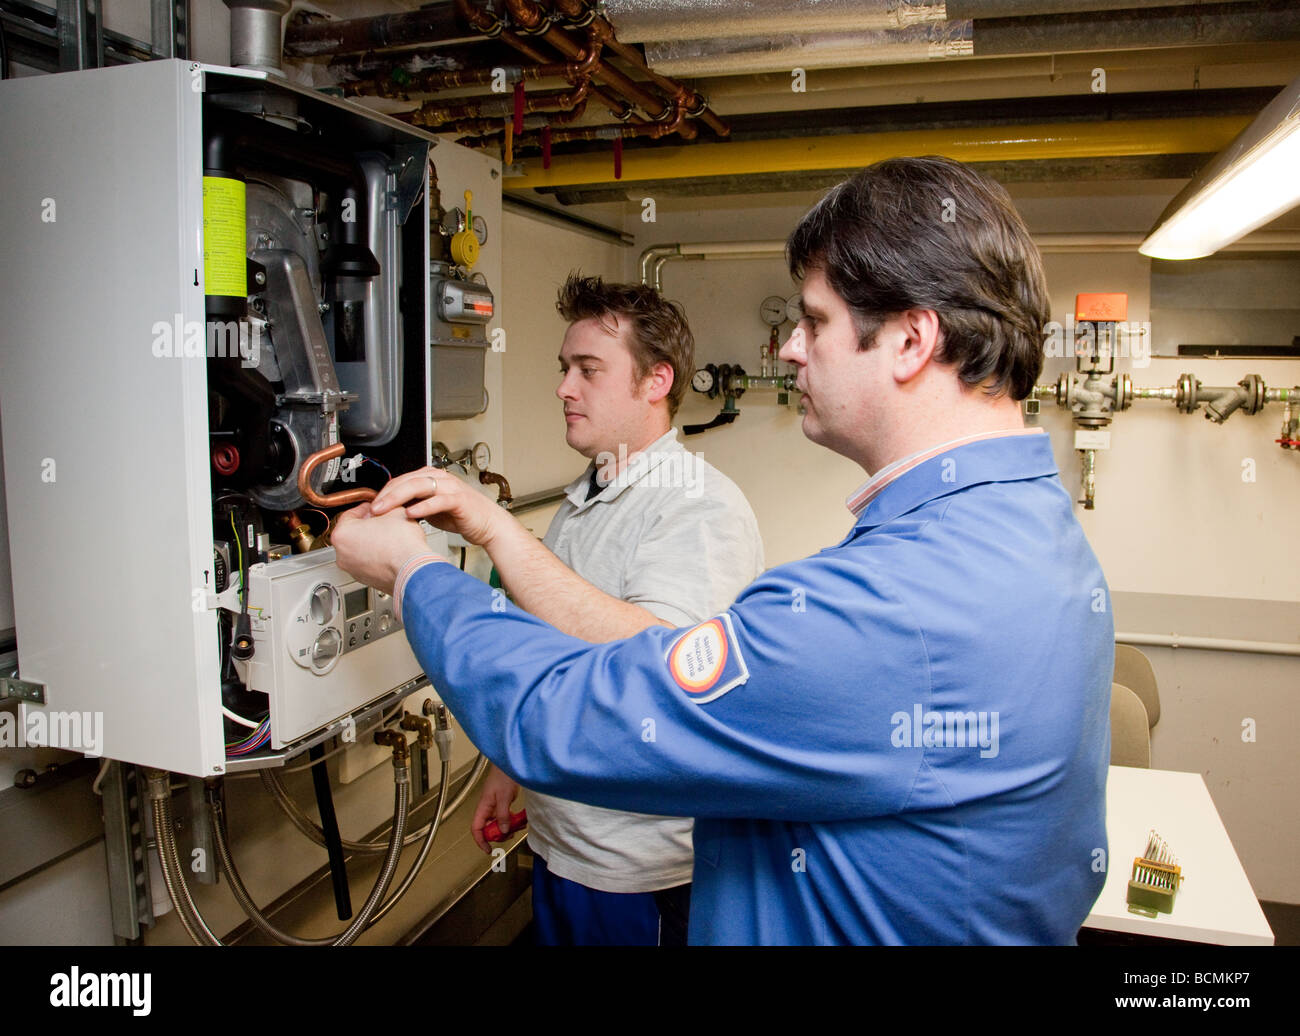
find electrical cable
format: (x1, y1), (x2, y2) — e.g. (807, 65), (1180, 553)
(223, 706), (262, 730)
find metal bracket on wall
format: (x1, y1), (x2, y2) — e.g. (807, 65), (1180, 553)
(56, 0), (101, 70)
(0, 676), (45, 704)
(150, 0), (187, 59)
(101, 762), (156, 943)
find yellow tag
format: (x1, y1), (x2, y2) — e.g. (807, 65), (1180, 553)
(202, 177), (247, 298)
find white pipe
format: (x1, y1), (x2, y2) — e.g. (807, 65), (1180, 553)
(1116, 632), (1300, 657)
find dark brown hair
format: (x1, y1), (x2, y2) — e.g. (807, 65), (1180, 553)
(556, 273), (694, 416)
(786, 156), (1049, 400)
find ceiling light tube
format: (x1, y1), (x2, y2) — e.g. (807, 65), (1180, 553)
(1141, 73), (1300, 260)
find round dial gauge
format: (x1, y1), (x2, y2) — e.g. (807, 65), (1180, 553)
(785, 292), (804, 324)
(472, 441), (491, 469)
(692, 368), (716, 393)
(759, 295), (786, 326)
(472, 214), (488, 245)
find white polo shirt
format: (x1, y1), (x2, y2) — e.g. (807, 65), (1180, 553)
(524, 428), (765, 893)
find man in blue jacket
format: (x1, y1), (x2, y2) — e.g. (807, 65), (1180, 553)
(332, 156), (1112, 945)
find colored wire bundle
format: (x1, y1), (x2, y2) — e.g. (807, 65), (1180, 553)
(226, 718), (271, 757)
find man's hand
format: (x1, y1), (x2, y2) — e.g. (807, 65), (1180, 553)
(471, 764), (521, 854)
(331, 502), (430, 595)
(370, 467), (509, 549)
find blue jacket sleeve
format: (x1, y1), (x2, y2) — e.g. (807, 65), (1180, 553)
(401, 553), (931, 822)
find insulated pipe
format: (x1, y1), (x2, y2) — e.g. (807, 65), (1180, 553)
(602, 0), (947, 43)
(284, 3), (470, 57)
(225, 0), (291, 74)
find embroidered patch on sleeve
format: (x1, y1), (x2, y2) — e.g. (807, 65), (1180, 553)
(665, 613), (749, 705)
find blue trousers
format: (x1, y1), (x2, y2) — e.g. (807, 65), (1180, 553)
(531, 852), (691, 946)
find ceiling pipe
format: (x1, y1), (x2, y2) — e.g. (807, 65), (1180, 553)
(225, 0), (291, 75)
(284, 3), (471, 58)
(453, 0), (645, 124)
(638, 229), (1300, 289)
(508, 114), (1251, 189)
(406, 80), (591, 128)
(345, 36), (601, 100)
(603, 0), (947, 44)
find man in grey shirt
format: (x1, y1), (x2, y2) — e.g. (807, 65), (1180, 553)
(402, 274), (762, 944)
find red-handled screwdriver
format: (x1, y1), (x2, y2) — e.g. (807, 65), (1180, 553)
(483, 809), (527, 843)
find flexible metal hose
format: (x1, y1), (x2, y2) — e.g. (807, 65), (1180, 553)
(367, 760), (449, 927)
(147, 770), (222, 946)
(210, 765), (410, 946)
(262, 751), (487, 853)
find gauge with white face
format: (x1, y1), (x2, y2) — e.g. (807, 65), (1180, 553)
(472, 441), (491, 469)
(472, 215), (488, 245)
(785, 292), (804, 324)
(759, 295), (786, 326)
(692, 368), (716, 393)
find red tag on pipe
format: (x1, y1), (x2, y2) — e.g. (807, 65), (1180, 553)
(542, 125), (552, 169)
(513, 81), (525, 135)
(613, 134), (623, 180)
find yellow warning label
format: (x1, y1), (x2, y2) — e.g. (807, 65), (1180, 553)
(202, 177), (247, 298)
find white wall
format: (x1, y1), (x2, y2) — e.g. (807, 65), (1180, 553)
(492, 186), (1300, 907)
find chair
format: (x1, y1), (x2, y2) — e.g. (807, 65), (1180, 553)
(1110, 683), (1151, 768)
(1114, 644), (1160, 728)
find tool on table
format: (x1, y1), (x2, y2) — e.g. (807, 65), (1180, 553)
(1126, 829), (1184, 917)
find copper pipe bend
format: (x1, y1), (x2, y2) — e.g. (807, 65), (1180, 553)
(297, 442), (377, 508)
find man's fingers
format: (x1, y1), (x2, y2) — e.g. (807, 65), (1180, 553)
(372, 469), (454, 515)
(470, 794), (494, 854)
(335, 501), (374, 524)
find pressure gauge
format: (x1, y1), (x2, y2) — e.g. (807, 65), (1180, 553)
(472, 214), (488, 245)
(785, 292), (804, 323)
(472, 441), (491, 469)
(692, 368), (716, 393)
(759, 295), (786, 326)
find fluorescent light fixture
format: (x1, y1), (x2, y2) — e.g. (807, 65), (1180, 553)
(1140, 74), (1300, 261)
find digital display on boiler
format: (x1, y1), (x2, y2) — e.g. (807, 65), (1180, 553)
(345, 586), (370, 619)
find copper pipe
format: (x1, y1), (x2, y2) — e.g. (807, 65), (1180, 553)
(547, 0), (588, 19)
(589, 19), (729, 138)
(297, 443), (377, 509)
(469, 0), (664, 121)
(448, 98), (589, 142)
(479, 470), (514, 506)
(406, 80), (589, 128)
(504, 0), (548, 33)
(345, 62), (569, 99)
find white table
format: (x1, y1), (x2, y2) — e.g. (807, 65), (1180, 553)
(1083, 765), (1274, 945)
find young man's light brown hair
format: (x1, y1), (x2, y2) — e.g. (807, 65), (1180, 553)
(556, 273), (695, 416)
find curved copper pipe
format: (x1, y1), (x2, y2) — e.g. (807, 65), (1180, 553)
(297, 442), (377, 508)
(479, 470), (514, 506)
